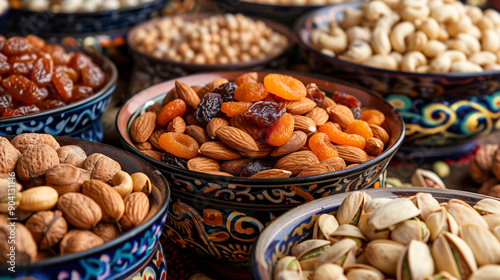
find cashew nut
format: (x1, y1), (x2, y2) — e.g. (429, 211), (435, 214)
(430, 50), (467, 73)
(418, 18), (440, 40)
(340, 8), (364, 29)
(319, 27), (348, 54)
(469, 51), (498, 66)
(447, 33), (480, 55)
(371, 28), (392, 55)
(310, 28), (327, 46)
(482, 29), (500, 53)
(446, 15), (473, 37)
(437, 24), (450, 41)
(130, 172), (152, 196)
(467, 25), (482, 39)
(478, 17), (495, 31)
(416, 65), (431, 73)
(485, 9), (500, 27)
(111, 171), (133, 198)
(466, 5), (483, 24)
(485, 64), (500, 71)
(401, 51), (427, 72)
(342, 40), (373, 63)
(321, 48), (336, 57)
(380, 0), (401, 9)
(346, 26), (371, 43)
(363, 1), (393, 21)
(390, 21), (415, 53)
(423, 40), (447, 58)
(431, 4), (460, 24)
(363, 54), (399, 70)
(400, 0), (430, 23)
(390, 51), (403, 65)
(450, 61), (483, 73)
(374, 12), (400, 31)
(407, 30), (428, 52)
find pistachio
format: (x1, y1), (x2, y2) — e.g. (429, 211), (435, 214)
(411, 168), (446, 189)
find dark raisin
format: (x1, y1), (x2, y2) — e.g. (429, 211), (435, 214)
(161, 152), (188, 169)
(351, 107), (361, 120)
(213, 82), (237, 102)
(332, 91), (361, 109)
(194, 92), (223, 126)
(244, 101), (286, 127)
(240, 160), (275, 177)
(306, 83), (325, 104)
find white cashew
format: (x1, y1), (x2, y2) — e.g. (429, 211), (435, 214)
(371, 28), (392, 55)
(390, 51), (403, 65)
(390, 21), (415, 53)
(342, 40), (373, 63)
(485, 9), (500, 27)
(374, 12), (400, 31)
(318, 28), (348, 54)
(485, 64), (500, 71)
(465, 5), (483, 24)
(418, 18), (440, 40)
(321, 48), (336, 57)
(407, 31), (428, 52)
(346, 26), (371, 43)
(437, 24), (450, 41)
(416, 65), (431, 73)
(467, 26), (482, 40)
(363, 1), (393, 21)
(380, 0), (401, 9)
(478, 17), (495, 31)
(482, 29), (500, 53)
(450, 61), (483, 73)
(451, 2), (467, 18)
(430, 50), (467, 73)
(112, 171), (133, 198)
(457, 33), (481, 54)
(401, 51), (427, 72)
(363, 54), (399, 70)
(340, 8), (364, 29)
(431, 4), (459, 24)
(400, 0), (430, 23)
(423, 40), (447, 58)
(310, 28), (327, 46)
(446, 15), (473, 37)
(469, 51), (498, 66)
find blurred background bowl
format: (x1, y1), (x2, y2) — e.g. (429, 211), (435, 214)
(116, 70), (404, 279)
(0, 50), (118, 142)
(294, 2), (500, 159)
(251, 187), (497, 280)
(0, 136), (170, 280)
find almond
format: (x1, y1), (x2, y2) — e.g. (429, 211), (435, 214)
(294, 115), (317, 134)
(370, 124), (389, 146)
(335, 145), (369, 163)
(187, 156), (220, 172)
(175, 80), (200, 108)
(284, 98), (317, 115)
(185, 114), (202, 126)
(199, 141), (242, 160)
(230, 114), (265, 139)
(305, 107), (329, 126)
(221, 159), (250, 175)
(297, 162), (335, 177)
(329, 105), (354, 130)
(146, 103), (162, 114)
(207, 118), (229, 139)
(321, 157), (346, 171)
(251, 169), (292, 178)
(320, 96), (337, 109)
(135, 142), (153, 151)
(141, 150), (163, 161)
(167, 116), (186, 134)
(82, 180), (125, 223)
(149, 129), (167, 151)
(162, 88), (177, 106)
(239, 138), (273, 158)
(119, 192), (149, 230)
(216, 126), (259, 152)
(204, 171), (234, 177)
(271, 131), (307, 157)
(57, 193), (102, 230)
(274, 151), (319, 176)
(185, 125), (210, 145)
(364, 137), (384, 156)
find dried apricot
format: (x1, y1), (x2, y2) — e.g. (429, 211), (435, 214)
(221, 101), (252, 117)
(361, 109), (385, 126)
(309, 132), (338, 161)
(157, 99), (186, 127)
(265, 113), (294, 146)
(319, 122), (365, 150)
(263, 74), (307, 101)
(234, 72), (257, 87)
(158, 132), (199, 159)
(234, 82), (269, 102)
(345, 120), (373, 139)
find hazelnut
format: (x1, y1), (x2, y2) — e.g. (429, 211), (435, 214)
(0, 136), (21, 173)
(16, 144), (59, 184)
(25, 210), (68, 250)
(92, 222), (121, 242)
(11, 133), (60, 153)
(81, 153), (121, 184)
(56, 145), (87, 167)
(60, 230), (104, 255)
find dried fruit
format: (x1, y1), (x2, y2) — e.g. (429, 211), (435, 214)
(332, 91), (361, 108)
(306, 83), (326, 104)
(234, 82), (269, 102)
(81, 62), (106, 90)
(221, 101), (253, 117)
(271, 131), (308, 157)
(156, 99), (186, 127)
(266, 113), (294, 146)
(194, 92), (223, 126)
(31, 57), (53, 88)
(158, 132), (199, 159)
(234, 72), (258, 86)
(319, 122), (366, 150)
(245, 101), (286, 127)
(213, 82), (238, 102)
(240, 160), (275, 177)
(52, 70), (74, 103)
(345, 120), (374, 139)
(161, 152), (188, 168)
(2, 75), (44, 104)
(309, 132), (339, 161)
(263, 74), (307, 101)
(362, 110), (385, 126)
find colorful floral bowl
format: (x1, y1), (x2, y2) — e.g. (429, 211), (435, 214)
(0, 136), (170, 280)
(116, 71), (404, 279)
(251, 187), (497, 280)
(0, 50), (117, 142)
(294, 2), (500, 157)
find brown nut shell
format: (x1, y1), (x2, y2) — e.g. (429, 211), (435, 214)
(25, 210), (68, 250)
(60, 229), (104, 255)
(119, 192), (150, 230)
(81, 153), (121, 184)
(58, 193), (102, 229)
(82, 180), (125, 223)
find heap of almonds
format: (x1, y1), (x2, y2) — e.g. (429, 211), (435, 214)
(471, 144), (500, 197)
(129, 72), (392, 178)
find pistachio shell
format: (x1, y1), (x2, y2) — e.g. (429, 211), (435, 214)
(315, 239), (358, 269)
(391, 217), (430, 245)
(482, 214), (500, 231)
(365, 239), (405, 276)
(431, 232), (477, 280)
(397, 240), (434, 280)
(275, 270), (301, 280)
(468, 264), (500, 280)
(411, 192), (441, 222)
(329, 224), (367, 241)
(411, 168), (445, 189)
(445, 199), (488, 229)
(426, 208), (459, 241)
(337, 191), (370, 226)
(473, 198), (500, 215)
(494, 226), (500, 242)
(460, 223), (500, 265)
(358, 213), (390, 240)
(367, 198), (421, 230)
(364, 198), (393, 213)
(292, 240), (331, 260)
(274, 256), (302, 280)
(301, 271), (314, 280)
(424, 271), (459, 280)
(313, 263), (347, 280)
(345, 264), (384, 280)
(314, 214), (340, 240)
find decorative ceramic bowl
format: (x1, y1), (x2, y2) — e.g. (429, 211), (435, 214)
(116, 71), (404, 279)
(251, 187), (498, 280)
(127, 14), (293, 80)
(0, 136), (170, 280)
(294, 2), (500, 157)
(0, 50), (117, 142)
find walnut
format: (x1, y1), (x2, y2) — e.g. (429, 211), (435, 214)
(479, 178), (500, 195)
(16, 144), (59, 185)
(493, 148), (500, 180)
(81, 153), (121, 184)
(92, 222), (121, 242)
(0, 137), (21, 173)
(11, 133), (60, 153)
(60, 230), (104, 255)
(56, 145), (87, 167)
(469, 144), (499, 184)
(25, 210), (68, 250)
(45, 164), (90, 195)
(0, 222), (37, 264)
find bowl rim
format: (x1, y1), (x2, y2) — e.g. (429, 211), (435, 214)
(250, 187), (498, 280)
(126, 13), (294, 71)
(1, 136), (170, 271)
(0, 48), (118, 124)
(116, 70), (405, 185)
(294, 2), (500, 78)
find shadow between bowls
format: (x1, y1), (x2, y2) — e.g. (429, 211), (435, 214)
(250, 187), (498, 280)
(116, 70), (405, 279)
(0, 136), (170, 280)
(0, 49), (117, 141)
(294, 2), (500, 154)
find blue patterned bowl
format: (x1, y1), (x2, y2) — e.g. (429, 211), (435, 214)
(116, 71), (404, 279)
(0, 136), (170, 280)
(251, 187), (497, 280)
(0, 50), (117, 142)
(295, 2), (500, 152)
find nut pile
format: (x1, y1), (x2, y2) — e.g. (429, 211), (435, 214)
(14, 0), (155, 12)
(242, 0), (351, 5)
(0, 133), (153, 264)
(470, 144), (500, 197)
(129, 72), (392, 178)
(0, 0), (7, 13)
(273, 191), (500, 280)
(132, 14), (289, 64)
(0, 35), (107, 117)
(310, 0), (500, 73)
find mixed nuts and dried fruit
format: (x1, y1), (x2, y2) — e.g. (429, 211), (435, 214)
(310, 0), (500, 73)
(12, 0), (155, 12)
(129, 72), (392, 178)
(242, 0), (352, 5)
(132, 14), (289, 64)
(470, 144), (500, 197)
(0, 35), (108, 117)
(0, 133), (153, 264)
(273, 190), (500, 280)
